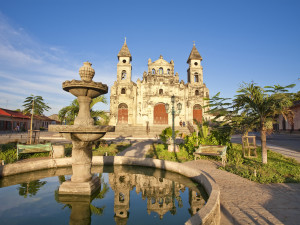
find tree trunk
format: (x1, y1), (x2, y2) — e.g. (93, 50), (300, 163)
(261, 125), (267, 164)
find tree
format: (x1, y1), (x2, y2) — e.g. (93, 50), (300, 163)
(233, 83), (294, 164)
(23, 95), (51, 115)
(202, 93), (234, 147)
(18, 180), (47, 198)
(59, 96), (108, 125)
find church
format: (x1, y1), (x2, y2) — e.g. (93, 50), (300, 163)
(109, 40), (210, 129)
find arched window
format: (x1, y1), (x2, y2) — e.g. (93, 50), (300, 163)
(121, 88), (126, 94)
(195, 90), (199, 96)
(159, 89), (163, 95)
(121, 70), (126, 80)
(194, 73), (199, 82)
(206, 92), (209, 97)
(152, 68), (155, 74)
(167, 69), (170, 74)
(159, 67), (163, 75)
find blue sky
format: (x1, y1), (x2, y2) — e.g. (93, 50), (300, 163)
(0, 0), (299, 116)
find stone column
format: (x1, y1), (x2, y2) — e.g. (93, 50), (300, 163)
(71, 141), (93, 182)
(58, 141), (100, 195)
(74, 96), (94, 126)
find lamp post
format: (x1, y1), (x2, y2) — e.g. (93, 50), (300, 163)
(165, 95), (182, 152)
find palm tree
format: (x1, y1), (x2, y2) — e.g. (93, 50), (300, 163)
(59, 96), (108, 125)
(23, 95), (51, 115)
(233, 83), (294, 164)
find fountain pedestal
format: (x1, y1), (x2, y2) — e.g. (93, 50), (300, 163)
(49, 62), (114, 195)
(58, 141), (100, 195)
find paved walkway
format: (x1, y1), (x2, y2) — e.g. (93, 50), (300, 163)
(184, 160), (300, 225)
(231, 134), (300, 163)
(120, 140), (300, 225)
(116, 140), (152, 157)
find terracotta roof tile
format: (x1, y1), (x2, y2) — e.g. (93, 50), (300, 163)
(0, 108), (30, 119)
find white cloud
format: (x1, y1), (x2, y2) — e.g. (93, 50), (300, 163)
(0, 13), (114, 116)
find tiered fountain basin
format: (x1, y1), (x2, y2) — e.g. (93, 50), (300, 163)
(0, 156), (220, 225)
(62, 79), (108, 98)
(49, 125), (115, 142)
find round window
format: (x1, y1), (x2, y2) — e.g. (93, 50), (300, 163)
(194, 62), (198, 66)
(123, 59), (126, 63)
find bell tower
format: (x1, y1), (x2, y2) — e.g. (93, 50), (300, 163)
(187, 42), (203, 85)
(117, 38), (132, 83)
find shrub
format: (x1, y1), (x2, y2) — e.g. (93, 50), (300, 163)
(159, 127), (179, 144)
(0, 142), (17, 164)
(92, 142), (131, 156)
(183, 132), (199, 156)
(146, 143), (193, 162)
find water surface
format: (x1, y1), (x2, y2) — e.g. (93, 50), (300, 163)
(0, 165), (208, 225)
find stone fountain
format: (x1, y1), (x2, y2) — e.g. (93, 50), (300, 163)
(49, 62), (114, 195)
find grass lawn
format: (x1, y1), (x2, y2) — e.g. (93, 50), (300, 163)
(92, 142), (131, 156)
(146, 142), (300, 184)
(146, 143), (193, 162)
(223, 143), (300, 183)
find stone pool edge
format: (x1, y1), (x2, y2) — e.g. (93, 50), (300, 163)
(0, 156), (220, 225)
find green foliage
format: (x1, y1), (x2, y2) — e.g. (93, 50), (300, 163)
(159, 127), (179, 144)
(146, 144), (193, 162)
(58, 99), (79, 125)
(0, 148), (17, 164)
(210, 125), (232, 148)
(23, 95), (51, 115)
(183, 122), (221, 157)
(183, 132), (199, 156)
(198, 123), (209, 140)
(0, 142), (57, 164)
(221, 143), (300, 183)
(59, 96), (108, 125)
(92, 142), (131, 156)
(234, 82), (295, 164)
(0, 142), (17, 163)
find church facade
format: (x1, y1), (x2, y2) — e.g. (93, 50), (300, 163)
(109, 41), (210, 128)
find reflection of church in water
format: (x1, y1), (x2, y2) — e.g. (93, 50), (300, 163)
(109, 168), (206, 224)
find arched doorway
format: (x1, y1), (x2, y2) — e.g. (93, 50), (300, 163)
(118, 103), (128, 124)
(154, 103), (168, 124)
(193, 104), (202, 124)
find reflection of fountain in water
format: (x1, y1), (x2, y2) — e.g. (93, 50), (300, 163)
(49, 62), (114, 195)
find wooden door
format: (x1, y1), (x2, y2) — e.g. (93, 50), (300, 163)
(154, 103), (168, 124)
(193, 104), (202, 124)
(118, 104), (128, 124)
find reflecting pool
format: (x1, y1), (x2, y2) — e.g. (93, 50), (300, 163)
(0, 165), (208, 225)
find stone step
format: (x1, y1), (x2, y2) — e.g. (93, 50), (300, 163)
(107, 125), (191, 138)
